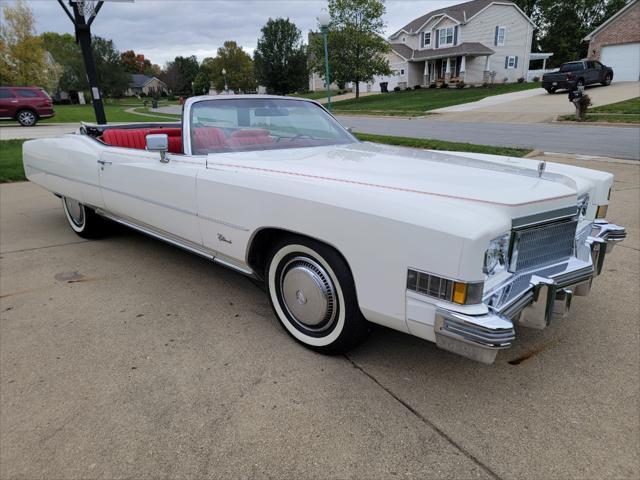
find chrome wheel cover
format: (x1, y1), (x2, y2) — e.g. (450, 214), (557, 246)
(280, 256), (337, 332)
(64, 197), (84, 227)
(18, 111), (36, 125)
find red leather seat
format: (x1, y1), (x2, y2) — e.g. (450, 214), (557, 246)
(102, 129), (148, 150)
(228, 129), (273, 147)
(101, 128), (183, 154)
(192, 127), (227, 152)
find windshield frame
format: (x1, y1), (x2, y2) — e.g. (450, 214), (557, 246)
(183, 96), (357, 156)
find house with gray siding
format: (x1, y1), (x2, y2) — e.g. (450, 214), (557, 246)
(366, 0), (535, 91)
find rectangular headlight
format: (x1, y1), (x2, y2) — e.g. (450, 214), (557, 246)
(407, 269), (483, 305)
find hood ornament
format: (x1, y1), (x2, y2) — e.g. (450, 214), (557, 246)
(537, 160), (546, 178)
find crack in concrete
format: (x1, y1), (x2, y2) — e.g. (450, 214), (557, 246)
(345, 355), (502, 480)
(1, 240), (89, 255)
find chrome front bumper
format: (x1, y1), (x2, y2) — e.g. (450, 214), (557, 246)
(434, 220), (626, 364)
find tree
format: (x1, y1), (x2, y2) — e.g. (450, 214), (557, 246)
(0, 0), (61, 92)
(201, 41), (256, 93)
(121, 49), (159, 76)
(254, 18), (308, 95)
(162, 55), (199, 95)
(92, 37), (130, 98)
(309, 0), (390, 98)
(41, 32), (85, 93)
(193, 70), (211, 95)
(515, 0), (628, 65)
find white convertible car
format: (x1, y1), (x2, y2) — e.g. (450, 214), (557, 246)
(23, 95), (626, 364)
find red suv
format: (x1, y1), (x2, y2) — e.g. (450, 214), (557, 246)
(0, 86), (55, 126)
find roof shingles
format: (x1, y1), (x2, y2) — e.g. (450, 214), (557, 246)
(395, 0), (504, 34)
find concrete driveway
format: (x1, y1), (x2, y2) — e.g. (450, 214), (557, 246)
(432, 81), (640, 123)
(1, 156), (638, 479)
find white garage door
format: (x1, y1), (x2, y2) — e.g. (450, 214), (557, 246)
(601, 43), (640, 81)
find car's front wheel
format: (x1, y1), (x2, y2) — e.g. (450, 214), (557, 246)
(545, 87), (556, 94)
(62, 197), (107, 239)
(17, 109), (37, 126)
(602, 74), (612, 86)
(266, 236), (368, 354)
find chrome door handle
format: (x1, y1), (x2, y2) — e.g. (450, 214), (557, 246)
(97, 160), (112, 165)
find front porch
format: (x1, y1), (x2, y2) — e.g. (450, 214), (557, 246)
(410, 42), (495, 87)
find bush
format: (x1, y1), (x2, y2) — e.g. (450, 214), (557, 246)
(393, 86), (401, 92)
(502, 77), (509, 83)
(517, 77), (525, 83)
(439, 83), (449, 89)
(414, 84), (422, 89)
(455, 81), (465, 89)
(532, 76), (540, 83)
(405, 86), (412, 91)
(428, 83), (437, 89)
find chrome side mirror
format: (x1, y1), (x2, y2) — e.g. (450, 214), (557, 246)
(146, 133), (169, 163)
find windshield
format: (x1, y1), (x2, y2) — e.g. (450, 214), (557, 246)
(189, 98), (356, 154)
(559, 62), (583, 72)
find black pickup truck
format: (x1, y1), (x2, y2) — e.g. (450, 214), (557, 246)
(542, 60), (613, 93)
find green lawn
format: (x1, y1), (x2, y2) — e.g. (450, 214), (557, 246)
(290, 90), (343, 100)
(559, 96), (640, 123)
(354, 132), (531, 157)
(0, 139), (26, 182)
(591, 96), (640, 114)
(332, 82), (541, 115)
(0, 103), (180, 125)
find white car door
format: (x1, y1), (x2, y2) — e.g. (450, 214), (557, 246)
(98, 147), (204, 246)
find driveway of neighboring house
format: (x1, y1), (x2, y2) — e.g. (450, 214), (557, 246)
(431, 81), (640, 123)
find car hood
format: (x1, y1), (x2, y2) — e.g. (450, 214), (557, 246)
(206, 141), (578, 209)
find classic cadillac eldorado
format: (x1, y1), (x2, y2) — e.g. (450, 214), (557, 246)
(22, 95), (626, 364)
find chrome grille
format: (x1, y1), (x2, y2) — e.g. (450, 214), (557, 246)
(510, 219), (577, 272)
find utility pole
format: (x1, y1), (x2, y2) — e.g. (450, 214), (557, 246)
(58, 1), (107, 124)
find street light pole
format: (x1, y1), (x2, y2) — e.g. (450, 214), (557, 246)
(222, 68), (228, 93)
(317, 12), (332, 111)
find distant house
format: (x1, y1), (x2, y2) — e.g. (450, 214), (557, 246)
(584, 0), (640, 81)
(126, 74), (168, 96)
(362, 0), (540, 92)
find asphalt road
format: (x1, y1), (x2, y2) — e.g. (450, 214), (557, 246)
(1, 156), (638, 479)
(337, 115), (640, 161)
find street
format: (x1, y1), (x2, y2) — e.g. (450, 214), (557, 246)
(1, 157), (638, 479)
(337, 115), (640, 160)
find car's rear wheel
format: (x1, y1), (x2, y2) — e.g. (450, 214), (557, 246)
(546, 87), (556, 94)
(266, 236), (368, 354)
(602, 74), (612, 86)
(62, 197), (107, 238)
(17, 109), (37, 126)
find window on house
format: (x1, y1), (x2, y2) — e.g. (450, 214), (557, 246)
(402, 36), (406, 43)
(506, 56), (517, 68)
(496, 26), (506, 46)
(438, 27), (454, 46)
(423, 32), (431, 47)
(400, 68), (405, 75)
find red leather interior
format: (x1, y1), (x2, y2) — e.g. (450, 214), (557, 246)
(101, 127), (183, 154)
(192, 127), (228, 151)
(228, 129), (273, 147)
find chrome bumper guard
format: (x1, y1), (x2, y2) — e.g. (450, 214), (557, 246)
(435, 220), (626, 364)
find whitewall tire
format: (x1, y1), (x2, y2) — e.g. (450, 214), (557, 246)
(266, 236), (368, 354)
(62, 197), (107, 239)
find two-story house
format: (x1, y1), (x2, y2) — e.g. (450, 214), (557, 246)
(381, 0), (534, 89)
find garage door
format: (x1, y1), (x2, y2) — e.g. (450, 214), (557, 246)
(601, 43), (640, 81)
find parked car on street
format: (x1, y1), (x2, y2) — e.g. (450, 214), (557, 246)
(22, 95), (626, 364)
(0, 86), (55, 126)
(542, 60), (614, 93)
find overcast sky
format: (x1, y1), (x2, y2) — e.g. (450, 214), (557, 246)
(21, 0), (459, 66)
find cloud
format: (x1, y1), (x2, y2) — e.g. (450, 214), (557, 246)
(26, 0), (457, 65)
